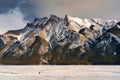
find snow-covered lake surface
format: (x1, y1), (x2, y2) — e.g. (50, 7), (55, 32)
(0, 65), (120, 80)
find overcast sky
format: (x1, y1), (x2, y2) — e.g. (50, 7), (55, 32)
(0, 0), (120, 34)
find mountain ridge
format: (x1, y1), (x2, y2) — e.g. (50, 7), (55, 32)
(0, 15), (120, 65)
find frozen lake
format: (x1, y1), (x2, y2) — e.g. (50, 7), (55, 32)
(0, 65), (120, 80)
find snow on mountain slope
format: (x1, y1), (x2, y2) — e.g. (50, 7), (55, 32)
(0, 15), (120, 64)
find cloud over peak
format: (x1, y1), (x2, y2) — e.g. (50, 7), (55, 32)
(0, 0), (120, 34)
(0, 8), (28, 34)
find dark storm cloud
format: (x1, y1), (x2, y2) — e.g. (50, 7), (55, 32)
(0, 0), (120, 34)
(17, 0), (36, 21)
(29, 0), (120, 20)
(0, 0), (40, 34)
(0, 0), (19, 13)
(0, 0), (120, 21)
(0, 0), (36, 21)
(0, 0), (32, 34)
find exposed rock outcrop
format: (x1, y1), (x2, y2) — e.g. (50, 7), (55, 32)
(0, 15), (120, 65)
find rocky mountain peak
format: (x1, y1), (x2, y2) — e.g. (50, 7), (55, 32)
(0, 15), (120, 65)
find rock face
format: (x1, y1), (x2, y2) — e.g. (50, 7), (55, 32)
(0, 15), (120, 65)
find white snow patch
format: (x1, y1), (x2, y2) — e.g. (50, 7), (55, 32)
(17, 35), (22, 41)
(114, 52), (117, 55)
(67, 16), (91, 28)
(117, 25), (120, 29)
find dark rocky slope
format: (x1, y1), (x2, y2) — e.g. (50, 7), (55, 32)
(0, 15), (120, 65)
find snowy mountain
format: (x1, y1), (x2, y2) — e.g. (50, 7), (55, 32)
(0, 15), (120, 65)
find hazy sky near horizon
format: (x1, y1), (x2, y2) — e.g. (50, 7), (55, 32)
(0, 0), (120, 34)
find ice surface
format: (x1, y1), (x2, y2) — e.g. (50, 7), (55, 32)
(0, 66), (120, 80)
